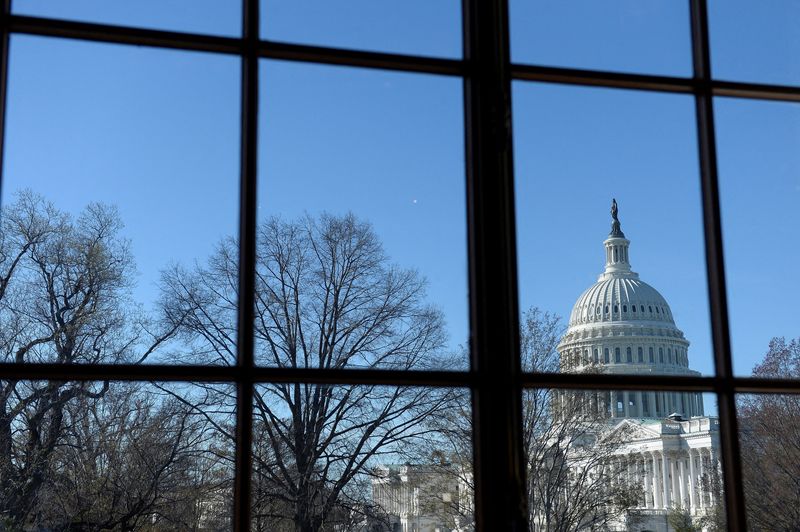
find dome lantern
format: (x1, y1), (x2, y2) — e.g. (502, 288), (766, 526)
(602, 199), (636, 280)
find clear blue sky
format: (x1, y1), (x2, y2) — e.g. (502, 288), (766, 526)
(2, 1), (798, 376)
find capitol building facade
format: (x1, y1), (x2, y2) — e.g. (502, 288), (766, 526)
(553, 201), (720, 531)
(373, 202), (721, 532)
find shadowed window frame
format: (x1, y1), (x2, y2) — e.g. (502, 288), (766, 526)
(0, 1), (798, 530)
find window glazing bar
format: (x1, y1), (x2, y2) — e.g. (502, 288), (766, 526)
(0, 362), (799, 395)
(512, 63), (695, 94)
(233, 0), (259, 529)
(8, 13), (242, 54)
(0, 0), (10, 205)
(6, 14), (464, 77)
(9, 13), (800, 104)
(690, 0), (747, 529)
(463, 0), (527, 530)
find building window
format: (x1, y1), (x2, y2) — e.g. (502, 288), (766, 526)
(0, 2), (791, 529)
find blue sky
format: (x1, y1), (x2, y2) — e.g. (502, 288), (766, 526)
(2, 1), (798, 377)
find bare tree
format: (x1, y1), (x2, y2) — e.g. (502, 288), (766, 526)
(0, 192), (201, 529)
(739, 337), (800, 531)
(519, 309), (640, 531)
(162, 213), (454, 531)
(34, 383), (231, 531)
(415, 308), (639, 532)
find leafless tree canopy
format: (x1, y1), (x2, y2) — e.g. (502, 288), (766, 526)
(518, 309), (640, 531)
(1, 193), (661, 531)
(163, 213), (454, 531)
(739, 337), (800, 532)
(419, 308), (640, 532)
(0, 192), (229, 530)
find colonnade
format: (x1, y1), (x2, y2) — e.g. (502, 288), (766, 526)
(554, 390), (704, 420)
(608, 448), (716, 513)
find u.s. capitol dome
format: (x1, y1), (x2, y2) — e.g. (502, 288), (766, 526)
(557, 200), (704, 419)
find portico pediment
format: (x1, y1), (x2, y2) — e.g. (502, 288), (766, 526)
(602, 419), (664, 443)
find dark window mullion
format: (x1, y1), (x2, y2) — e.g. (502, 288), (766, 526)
(689, 0), (747, 530)
(0, 0), (11, 205)
(463, 0), (527, 530)
(234, 0), (259, 530)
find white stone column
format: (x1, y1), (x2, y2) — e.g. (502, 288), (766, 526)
(661, 452), (671, 507)
(623, 392), (630, 417)
(671, 454), (680, 507)
(678, 454), (687, 508)
(627, 457), (633, 488)
(688, 448), (697, 512)
(640, 457), (650, 508)
(651, 453), (662, 508)
(698, 450), (706, 509)
(636, 391), (644, 417)
(706, 452), (715, 508)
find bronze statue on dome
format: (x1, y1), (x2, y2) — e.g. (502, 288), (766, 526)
(610, 198), (624, 237)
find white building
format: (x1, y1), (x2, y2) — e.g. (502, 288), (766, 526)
(555, 200), (720, 531)
(374, 201), (721, 532)
(371, 463), (473, 532)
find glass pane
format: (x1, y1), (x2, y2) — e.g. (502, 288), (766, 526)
(715, 99), (800, 376)
(509, 0), (692, 76)
(256, 61), (467, 370)
(739, 392), (800, 530)
(252, 384), (473, 530)
(13, 0), (240, 37)
(525, 387), (722, 530)
(2, 36), (239, 365)
(514, 83), (714, 376)
(0, 380), (234, 529)
(709, 0), (800, 86)
(261, 0), (461, 59)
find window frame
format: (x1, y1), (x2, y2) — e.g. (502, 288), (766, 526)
(0, 1), (798, 531)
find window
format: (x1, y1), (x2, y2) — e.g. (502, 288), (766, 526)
(0, 1), (794, 530)
(638, 347), (644, 363)
(626, 347), (633, 363)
